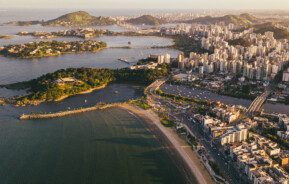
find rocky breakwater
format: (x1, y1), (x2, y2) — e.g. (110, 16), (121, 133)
(19, 102), (123, 120)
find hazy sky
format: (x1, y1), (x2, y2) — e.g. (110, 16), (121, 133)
(1, 0), (289, 10)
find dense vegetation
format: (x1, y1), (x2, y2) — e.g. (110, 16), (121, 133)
(254, 22), (289, 40)
(173, 35), (212, 57)
(3, 65), (169, 105)
(0, 40), (107, 58)
(221, 83), (258, 100)
(129, 98), (151, 110)
(160, 117), (175, 127)
(5, 68), (114, 105)
(228, 38), (252, 47)
(5, 11), (116, 27)
(114, 64), (169, 84)
(43, 11), (116, 26)
(182, 13), (260, 27)
(126, 15), (165, 26)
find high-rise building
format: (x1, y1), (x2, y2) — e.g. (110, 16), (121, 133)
(157, 55), (165, 64)
(164, 53), (171, 64)
(283, 68), (289, 82)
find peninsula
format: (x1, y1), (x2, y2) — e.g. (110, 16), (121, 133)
(3, 64), (169, 106)
(0, 40), (107, 58)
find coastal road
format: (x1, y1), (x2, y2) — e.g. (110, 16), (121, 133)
(145, 80), (214, 184)
(146, 80), (247, 184)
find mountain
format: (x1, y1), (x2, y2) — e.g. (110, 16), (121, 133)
(253, 22), (289, 39)
(126, 15), (165, 26)
(43, 11), (116, 26)
(183, 14), (260, 27)
(5, 11), (116, 27)
(239, 13), (259, 23)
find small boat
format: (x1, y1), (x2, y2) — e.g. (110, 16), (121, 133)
(118, 58), (130, 64)
(114, 91), (119, 94)
(85, 100), (87, 103)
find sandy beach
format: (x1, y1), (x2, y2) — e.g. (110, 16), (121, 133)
(118, 103), (214, 184)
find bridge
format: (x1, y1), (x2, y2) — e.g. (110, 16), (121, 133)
(246, 90), (271, 115)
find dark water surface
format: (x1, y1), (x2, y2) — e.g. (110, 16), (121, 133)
(0, 83), (194, 184)
(161, 83), (289, 115)
(0, 108), (190, 184)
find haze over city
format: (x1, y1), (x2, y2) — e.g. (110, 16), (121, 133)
(1, 0), (289, 10)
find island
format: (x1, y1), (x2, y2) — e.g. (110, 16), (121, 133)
(17, 28), (155, 40)
(17, 28), (106, 39)
(0, 40), (107, 58)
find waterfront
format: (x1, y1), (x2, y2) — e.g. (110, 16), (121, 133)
(0, 83), (196, 184)
(160, 83), (289, 115)
(0, 107), (191, 184)
(1, 8), (289, 184)
(0, 10), (193, 183)
(0, 37), (177, 84)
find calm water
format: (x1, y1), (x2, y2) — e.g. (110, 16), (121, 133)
(0, 83), (194, 184)
(0, 8), (286, 184)
(161, 84), (289, 115)
(0, 108), (189, 184)
(0, 35), (177, 84)
(0, 9), (193, 184)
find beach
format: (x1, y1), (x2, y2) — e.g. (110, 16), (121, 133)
(18, 101), (215, 183)
(118, 103), (214, 184)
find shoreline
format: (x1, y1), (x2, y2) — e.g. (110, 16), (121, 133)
(118, 103), (214, 184)
(19, 101), (214, 184)
(0, 47), (107, 59)
(54, 84), (107, 102)
(15, 84), (108, 106)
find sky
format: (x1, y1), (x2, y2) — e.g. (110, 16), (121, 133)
(1, 0), (289, 10)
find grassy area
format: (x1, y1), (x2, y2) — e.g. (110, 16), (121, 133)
(160, 117), (175, 127)
(129, 98), (151, 110)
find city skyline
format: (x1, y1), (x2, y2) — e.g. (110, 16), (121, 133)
(1, 0), (289, 10)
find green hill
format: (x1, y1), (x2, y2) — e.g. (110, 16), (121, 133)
(43, 11), (116, 26)
(228, 38), (252, 47)
(184, 14), (260, 27)
(253, 22), (289, 39)
(126, 15), (165, 26)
